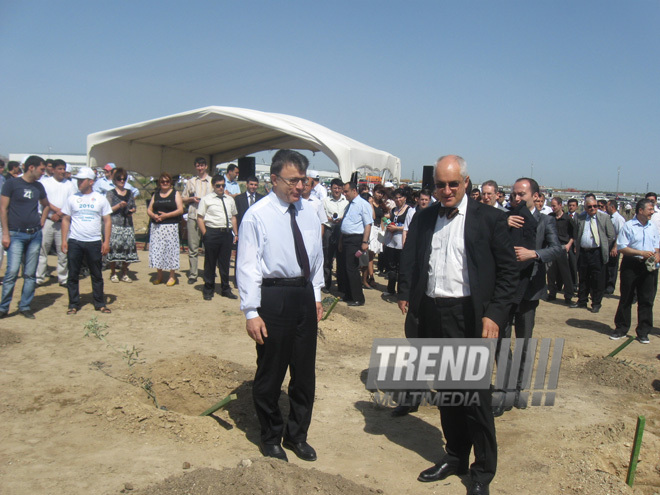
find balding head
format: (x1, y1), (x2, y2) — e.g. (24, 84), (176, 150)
(434, 155), (469, 208)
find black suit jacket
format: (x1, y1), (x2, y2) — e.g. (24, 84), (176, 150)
(235, 191), (264, 226)
(398, 199), (518, 337)
(522, 210), (563, 301)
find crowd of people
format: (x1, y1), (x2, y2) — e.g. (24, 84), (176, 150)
(2, 152), (659, 495)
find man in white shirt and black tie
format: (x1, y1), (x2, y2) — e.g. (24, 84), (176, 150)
(237, 149), (324, 463)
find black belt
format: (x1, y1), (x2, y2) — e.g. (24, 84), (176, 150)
(428, 295), (472, 307)
(207, 227), (232, 233)
(12, 226), (41, 234)
(582, 247), (599, 252)
(263, 277), (307, 287)
(342, 233), (363, 238)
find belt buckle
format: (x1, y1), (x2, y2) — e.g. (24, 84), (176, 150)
(26, 228), (36, 234)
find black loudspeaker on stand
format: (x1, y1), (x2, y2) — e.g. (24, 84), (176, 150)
(422, 165), (434, 190)
(238, 157), (256, 181)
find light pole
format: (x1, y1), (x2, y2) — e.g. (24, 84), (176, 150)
(616, 167), (620, 198)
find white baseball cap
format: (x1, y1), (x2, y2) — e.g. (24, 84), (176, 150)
(73, 167), (96, 180)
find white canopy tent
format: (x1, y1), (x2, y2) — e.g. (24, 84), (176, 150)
(87, 106), (401, 182)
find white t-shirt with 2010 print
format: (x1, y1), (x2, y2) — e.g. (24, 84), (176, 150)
(62, 191), (112, 242)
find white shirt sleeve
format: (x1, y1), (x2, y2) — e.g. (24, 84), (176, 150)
(237, 215), (264, 320)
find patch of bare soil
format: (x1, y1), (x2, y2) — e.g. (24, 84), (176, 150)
(135, 458), (384, 495)
(574, 356), (656, 394)
(0, 329), (21, 347)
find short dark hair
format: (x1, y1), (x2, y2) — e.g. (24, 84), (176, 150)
(270, 149), (308, 176)
(45, 159), (54, 165)
(7, 161), (20, 172)
(246, 175), (259, 184)
(113, 167), (127, 182)
(53, 159), (66, 169)
(419, 188), (432, 198)
(393, 188), (406, 198)
(607, 199), (618, 209)
(636, 198), (652, 214)
(330, 178), (343, 188)
(514, 177), (540, 195)
(597, 199), (607, 207)
(481, 180), (498, 190)
(645, 192), (657, 200)
(552, 196), (563, 205)
(0, 159), (4, 168)
(194, 157), (207, 165)
(471, 188), (481, 195)
(345, 182), (358, 192)
(584, 193), (596, 201)
(567, 198), (578, 206)
(23, 155), (45, 173)
(227, 163), (238, 173)
(211, 174), (226, 185)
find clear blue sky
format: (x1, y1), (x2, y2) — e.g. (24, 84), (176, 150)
(1, 1), (658, 193)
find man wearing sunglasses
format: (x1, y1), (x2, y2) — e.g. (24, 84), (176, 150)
(196, 175), (238, 300)
(570, 195), (615, 312)
(398, 155), (517, 495)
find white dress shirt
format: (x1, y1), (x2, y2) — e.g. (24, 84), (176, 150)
(312, 183), (328, 201)
(322, 195), (348, 227)
(305, 195), (327, 225)
(197, 192), (237, 228)
(237, 192), (324, 319)
(426, 194), (471, 298)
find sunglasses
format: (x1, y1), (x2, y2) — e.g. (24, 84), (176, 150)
(435, 181), (461, 190)
(214, 183), (225, 188)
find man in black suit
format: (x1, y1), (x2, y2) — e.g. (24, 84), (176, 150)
(235, 176), (264, 227)
(233, 176), (264, 285)
(398, 155), (517, 495)
(496, 178), (562, 412)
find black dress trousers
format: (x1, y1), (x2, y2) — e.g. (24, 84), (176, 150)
(419, 295), (497, 485)
(253, 282), (317, 444)
(202, 228), (233, 296)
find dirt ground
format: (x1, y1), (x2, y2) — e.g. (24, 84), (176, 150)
(1, 247), (659, 495)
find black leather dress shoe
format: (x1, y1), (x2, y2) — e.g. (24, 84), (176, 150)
(418, 462), (467, 482)
(282, 440), (317, 461)
(187, 278), (196, 285)
(591, 304), (601, 313)
(391, 404), (419, 417)
(347, 301), (364, 307)
(20, 310), (35, 319)
(569, 302), (587, 309)
(221, 290), (238, 299)
(203, 295), (213, 301)
(259, 442), (288, 461)
(468, 481), (490, 495)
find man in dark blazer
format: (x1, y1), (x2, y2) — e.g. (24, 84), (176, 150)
(398, 155), (517, 495)
(570, 195), (615, 312)
(496, 178), (562, 412)
(235, 176), (265, 227)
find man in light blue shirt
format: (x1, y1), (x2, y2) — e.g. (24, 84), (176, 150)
(223, 163), (241, 198)
(339, 182), (372, 306)
(610, 198), (660, 343)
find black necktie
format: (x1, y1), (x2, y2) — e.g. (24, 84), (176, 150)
(438, 206), (459, 219)
(288, 204), (311, 279)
